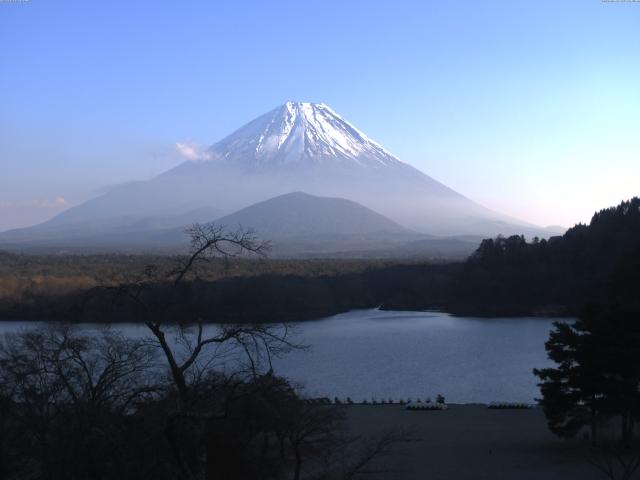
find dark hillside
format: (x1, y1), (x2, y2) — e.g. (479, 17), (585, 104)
(449, 198), (640, 315)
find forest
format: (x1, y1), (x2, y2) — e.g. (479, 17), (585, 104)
(451, 197), (640, 315)
(0, 198), (639, 323)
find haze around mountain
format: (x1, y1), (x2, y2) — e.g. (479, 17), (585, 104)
(0, 101), (563, 254)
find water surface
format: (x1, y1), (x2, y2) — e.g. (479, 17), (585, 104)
(0, 309), (565, 403)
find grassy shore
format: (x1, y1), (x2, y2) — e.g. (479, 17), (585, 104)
(346, 404), (603, 479)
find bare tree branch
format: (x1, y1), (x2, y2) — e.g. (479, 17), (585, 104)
(172, 223), (270, 286)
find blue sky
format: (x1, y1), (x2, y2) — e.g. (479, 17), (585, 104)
(1, 0), (639, 230)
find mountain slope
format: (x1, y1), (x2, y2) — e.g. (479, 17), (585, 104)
(0, 207), (220, 251)
(160, 101), (496, 234)
(2, 101), (551, 249)
(207, 192), (481, 258)
(215, 191), (415, 240)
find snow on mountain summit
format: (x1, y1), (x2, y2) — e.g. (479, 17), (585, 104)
(10, 101), (545, 241)
(206, 101), (405, 169)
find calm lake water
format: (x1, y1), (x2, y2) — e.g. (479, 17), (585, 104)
(0, 309), (566, 403)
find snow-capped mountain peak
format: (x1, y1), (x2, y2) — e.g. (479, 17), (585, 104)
(206, 101), (405, 169)
(12, 101), (544, 244)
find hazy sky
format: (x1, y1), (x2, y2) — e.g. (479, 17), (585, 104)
(1, 0), (639, 231)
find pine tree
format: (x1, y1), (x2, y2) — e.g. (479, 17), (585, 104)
(534, 306), (640, 444)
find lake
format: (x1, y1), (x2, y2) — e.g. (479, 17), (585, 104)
(0, 309), (566, 403)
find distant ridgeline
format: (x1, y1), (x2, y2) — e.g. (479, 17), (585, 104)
(448, 197), (640, 316)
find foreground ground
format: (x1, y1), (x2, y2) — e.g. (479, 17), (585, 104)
(347, 404), (604, 479)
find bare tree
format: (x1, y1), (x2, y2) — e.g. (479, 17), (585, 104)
(61, 223), (405, 480)
(286, 403), (343, 480)
(172, 223), (270, 285)
(338, 429), (413, 479)
(111, 224), (300, 406)
(106, 224), (304, 479)
(588, 432), (640, 480)
(279, 398), (413, 480)
(0, 326), (159, 480)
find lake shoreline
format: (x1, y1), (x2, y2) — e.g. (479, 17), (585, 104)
(0, 305), (574, 324)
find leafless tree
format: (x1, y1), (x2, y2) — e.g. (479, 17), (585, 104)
(112, 224), (299, 407)
(172, 223), (270, 285)
(286, 403), (343, 480)
(0, 326), (159, 480)
(0, 326), (157, 410)
(328, 428), (415, 480)
(277, 398), (413, 480)
(588, 433), (640, 480)
(107, 224), (305, 479)
(56, 223), (407, 480)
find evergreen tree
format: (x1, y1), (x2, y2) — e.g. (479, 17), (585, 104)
(535, 305), (640, 444)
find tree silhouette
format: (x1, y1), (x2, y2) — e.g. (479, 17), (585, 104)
(454, 197), (640, 315)
(535, 305), (640, 445)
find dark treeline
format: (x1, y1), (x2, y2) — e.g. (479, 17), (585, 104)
(532, 280), (640, 476)
(1, 197), (639, 322)
(0, 263), (459, 323)
(451, 197), (640, 315)
(0, 253), (413, 320)
(0, 251), (406, 283)
(526, 199), (640, 470)
(535, 305), (640, 444)
(0, 251), (450, 322)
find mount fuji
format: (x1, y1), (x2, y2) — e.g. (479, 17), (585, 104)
(0, 102), (556, 254)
